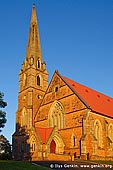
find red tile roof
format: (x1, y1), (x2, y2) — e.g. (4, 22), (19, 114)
(62, 76), (113, 118)
(36, 127), (53, 143)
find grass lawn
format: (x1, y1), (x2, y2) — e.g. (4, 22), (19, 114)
(0, 160), (49, 170)
(89, 160), (113, 165)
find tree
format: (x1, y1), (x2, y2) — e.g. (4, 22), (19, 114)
(0, 135), (12, 159)
(0, 92), (7, 132)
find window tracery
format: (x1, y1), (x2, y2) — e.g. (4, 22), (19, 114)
(48, 101), (64, 129)
(30, 136), (37, 152)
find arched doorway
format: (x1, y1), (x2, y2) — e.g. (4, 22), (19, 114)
(50, 140), (56, 153)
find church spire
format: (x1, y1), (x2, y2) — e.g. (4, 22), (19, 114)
(31, 4), (37, 23)
(26, 4), (42, 65)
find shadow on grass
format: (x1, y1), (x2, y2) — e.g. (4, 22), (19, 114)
(0, 160), (49, 170)
(88, 160), (113, 165)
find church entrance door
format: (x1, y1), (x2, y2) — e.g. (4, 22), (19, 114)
(50, 140), (56, 153)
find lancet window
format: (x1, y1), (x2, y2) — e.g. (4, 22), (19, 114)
(48, 101), (64, 129)
(37, 75), (40, 86)
(108, 123), (113, 142)
(30, 136), (37, 152)
(94, 119), (102, 147)
(71, 133), (77, 147)
(37, 59), (41, 69)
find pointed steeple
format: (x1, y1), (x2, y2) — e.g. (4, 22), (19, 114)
(26, 4), (42, 67)
(30, 3), (37, 23)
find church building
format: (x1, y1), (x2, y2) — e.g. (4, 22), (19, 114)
(12, 5), (113, 161)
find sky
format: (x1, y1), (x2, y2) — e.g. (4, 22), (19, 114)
(0, 0), (113, 143)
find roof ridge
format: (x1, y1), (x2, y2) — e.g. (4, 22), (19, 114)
(62, 76), (113, 100)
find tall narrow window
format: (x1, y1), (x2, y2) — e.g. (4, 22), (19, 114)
(37, 76), (40, 86)
(95, 123), (99, 141)
(73, 136), (76, 147)
(38, 60), (40, 68)
(31, 143), (35, 152)
(37, 59), (41, 69)
(71, 134), (76, 147)
(33, 143), (35, 151)
(94, 119), (102, 147)
(30, 136), (37, 153)
(108, 124), (113, 141)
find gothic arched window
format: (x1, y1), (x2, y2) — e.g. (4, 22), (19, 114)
(30, 136), (37, 152)
(36, 75), (43, 87)
(94, 119), (102, 147)
(108, 123), (113, 142)
(73, 136), (76, 147)
(37, 59), (41, 69)
(71, 134), (77, 147)
(37, 75), (40, 86)
(48, 101), (64, 129)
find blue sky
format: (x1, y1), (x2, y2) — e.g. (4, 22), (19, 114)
(0, 0), (113, 143)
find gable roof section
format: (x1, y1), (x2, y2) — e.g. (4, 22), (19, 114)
(62, 76), (113, 118)
(36, 127), (53, 144)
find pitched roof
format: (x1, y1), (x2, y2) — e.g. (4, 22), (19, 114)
(36, 127), (53, 143)
(62, 76), (113, 118)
